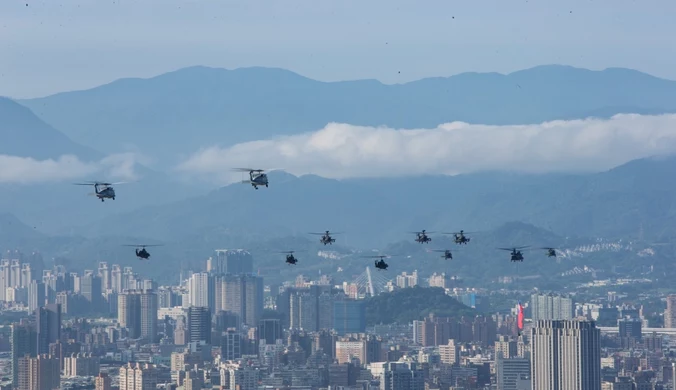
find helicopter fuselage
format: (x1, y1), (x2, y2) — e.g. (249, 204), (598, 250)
(286, 255), (297, 265)
(454, 235), (470, 244)
(135, 248), (150, 259)
(511, 252), (524, 262)
(375, 260), (388, 270)
(320, 237), (335, 245)
(416, 235), (431, 244)
(95, 185), (116, 202)
(249, 172), (269, 189)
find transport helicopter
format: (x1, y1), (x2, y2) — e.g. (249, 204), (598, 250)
(74, 181), (127, 202)
(497, 246), (531, 262)
(541, 247), (559, 257)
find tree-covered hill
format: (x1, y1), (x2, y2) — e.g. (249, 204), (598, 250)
(365, 286), (476, 326)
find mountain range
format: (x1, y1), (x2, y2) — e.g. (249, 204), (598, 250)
(1, 64), (675, 283)
(18, 65), (676, 167)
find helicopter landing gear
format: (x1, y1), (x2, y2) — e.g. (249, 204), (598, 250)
(101, 198), (104, 202)
(265, 184), (268, 187)
(112, 197), (115, 200)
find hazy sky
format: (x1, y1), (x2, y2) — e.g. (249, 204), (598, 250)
(2, 0), (675, 98)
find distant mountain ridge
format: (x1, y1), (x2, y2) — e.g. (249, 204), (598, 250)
(0, 97), (101, 161)
(19, 64), (676, 167)
(70, 155), (676, 249)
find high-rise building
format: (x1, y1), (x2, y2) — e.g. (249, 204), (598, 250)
(665, 295), (676, 328)
(118, 290), (158, 341)
(36, 304), (61, 355)
(218, 274), (263, 326)
(188, 272), (214, 311)
(530, 293), (574, 321)
(187, 306), (211, 344)
(28, 281), (45, 313)
(531, 320), (601, 390)
(496, 356), (531, 390)
(210, 249), (254, 275)
(258, 319), (282, 345)
(333, 299), (366, 334)
(17, 354), (60, 390)
(95, 373), (112, 390)
(11, 321), (37, 388)
(495, 335), (518, 359)
(380, 362), (425, 390)
(80, 271), (102, 308)
(118, 362), (158, 390)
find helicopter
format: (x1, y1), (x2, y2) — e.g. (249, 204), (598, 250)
(443, 230), (473, 245)
(122, 244), (164, 260)
(74, 181), (126, 202)
(429, 249), (453, 260)
(541, 247), (559, 257)
(309, 231), (339, 245)
(364, 255), (390, 270)
(498, 246), (531, 262)
(233, 168), (270, 189)
(411, 230), (433, 244)
(279, 251), (298, 265)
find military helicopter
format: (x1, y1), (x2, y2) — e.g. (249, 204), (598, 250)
(429, 249), (453, 260)
(279, 251), (298, 265)
(364, 255), (390, 270)
(411, 230), (433, 244)
(233, 168), (269, 189)
(309, 231), (340, 245)
(74, 181), (127, 202)
(498, 246), (531, 262)
(122, 244), (164, 260)
(541, 247), (559, 257)
(443, 230), (473, 245)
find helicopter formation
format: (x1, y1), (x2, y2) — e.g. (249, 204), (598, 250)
(75, 169), (562, 265)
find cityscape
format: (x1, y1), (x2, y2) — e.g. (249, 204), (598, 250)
(0, 248), (672, 389)
(4, 1), (676, 390)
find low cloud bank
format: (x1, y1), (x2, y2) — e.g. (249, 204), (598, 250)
(177, 114), (676, 183)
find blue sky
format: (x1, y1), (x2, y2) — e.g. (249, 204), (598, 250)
(1, 0), (675, 98)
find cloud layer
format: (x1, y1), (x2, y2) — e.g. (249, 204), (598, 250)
(0, 153), (142, 184)
(177, 114), (676, 183)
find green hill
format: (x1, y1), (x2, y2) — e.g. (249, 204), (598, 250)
(365, 286), (476, 326)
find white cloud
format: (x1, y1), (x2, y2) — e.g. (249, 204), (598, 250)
(0, 153), (142, 184)
(177, 114), (676, 183)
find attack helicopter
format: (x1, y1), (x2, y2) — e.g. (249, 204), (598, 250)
(309, 231), (340, 245)
(411, 230), (433, 244)
(443, 230), (473, 245)
(364, 255), (390, 270)
(122, 244), (164, 260)
(233, 168), (269, 190)
(429, 249), (453, 260)
(74, 181), (127, 202)
(541, 247), (559, 257)
(279, 251), (298, 265)
(498, 246), (531, 262)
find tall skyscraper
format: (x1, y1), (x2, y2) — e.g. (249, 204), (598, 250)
(81, 271), (102, 308)
(531, 320), (601, 390)
(530, 293), (574, 321)
(36, 304), (61, 354)
(218, 274), (263, 326)
(11, 321), (37, 388)
(380, 362), (425, 390)
(17, 354), (60, 390)
(188, 272), (214, 312)
(118, 290), (158, 341)
(665, 295), (676, 328)
(333, 299), (366, 334)
(119, 362), (158, 390)
(210, 249), (254, 275)
(187, 306), (211, 344)
(258, 319), (282, 345)
(28, 280), (45, 313)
